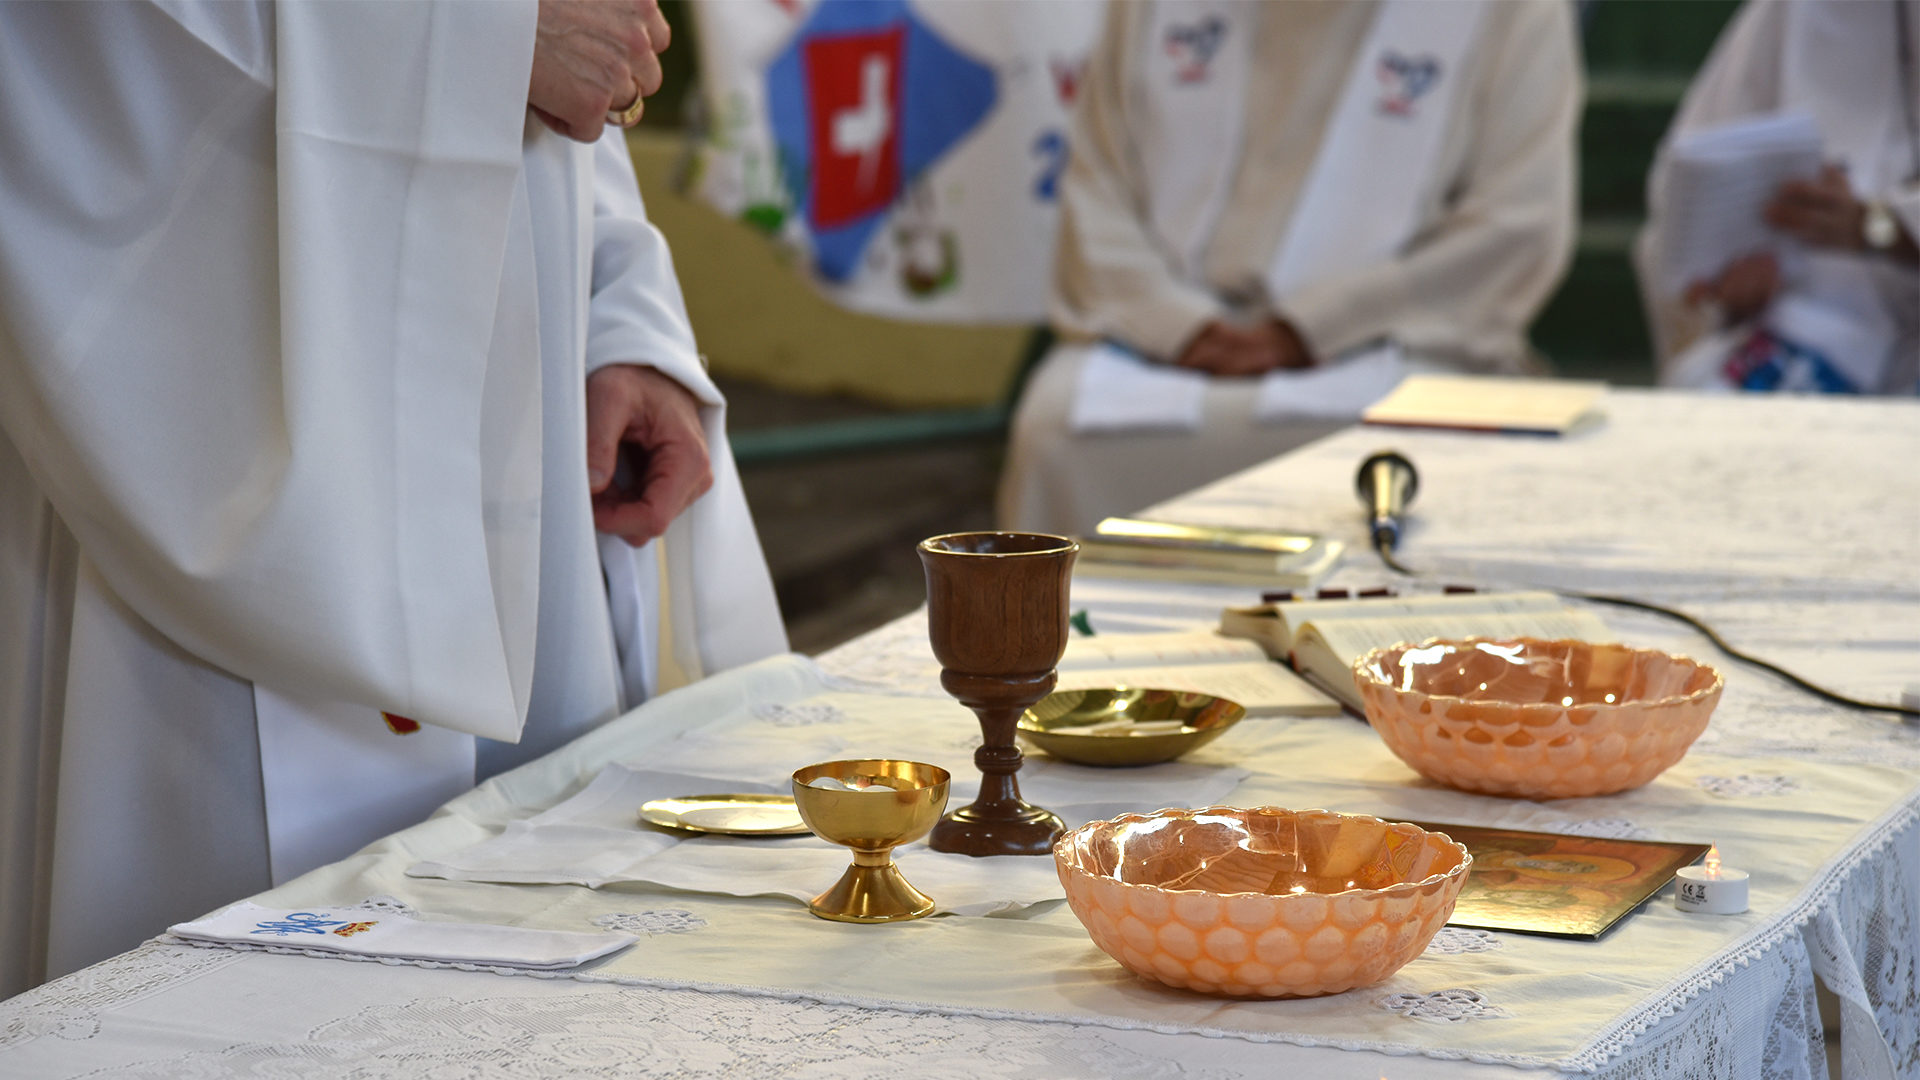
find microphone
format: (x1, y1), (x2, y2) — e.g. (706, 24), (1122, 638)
(1355, 450), (1418, 553)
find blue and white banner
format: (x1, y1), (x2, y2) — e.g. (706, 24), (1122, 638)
(691, 0), (1106, 324)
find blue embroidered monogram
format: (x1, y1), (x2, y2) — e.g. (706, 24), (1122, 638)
(1164, 16), (1229, 84)
(249, 912), (348, 937)
(1377, 51), (1443, 116)
(172, 902), (639, 969)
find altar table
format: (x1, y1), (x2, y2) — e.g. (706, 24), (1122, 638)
(1, 390), (1915, 1079)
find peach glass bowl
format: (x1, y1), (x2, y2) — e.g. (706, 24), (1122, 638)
(1054, 807), (1470, 998)
(1354, 638), (1723, 800)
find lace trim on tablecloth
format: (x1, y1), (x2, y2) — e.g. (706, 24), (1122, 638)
(1696, 773), (1803, 799)
(62, 990), (1246, 1080)
(751, 702), (848, 728)
(1421, 928), (1506, 956)
(589, 911), (707, 936)
(1559, 787), (1920, 1074)
(1377, 988), (1511, 1023)
(813, 612), (945, 698)
(152, 788), (1918, 1074)
(342, 896), (418, 918)
(1546, 817), (1657, 841)
(0, 940), (244, 1050)
(155, 934), (1574, 1068)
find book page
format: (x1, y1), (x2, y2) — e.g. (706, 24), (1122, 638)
(1268, 591), (1570, 653)
(1054, 660), (1341, 717)
(1655, 113), (1821, 296)
(1060, 631), (1269, 671)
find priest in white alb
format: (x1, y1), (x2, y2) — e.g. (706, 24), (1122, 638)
(0, 0), (786, 996)
(1635, 0), (1920, 394)
(998, 0), (1579, 537)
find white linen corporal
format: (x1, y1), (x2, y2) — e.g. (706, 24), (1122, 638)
(405, 748), (1250, 916)
(0, 1), (785, 994)
(169, 902), (636, 970)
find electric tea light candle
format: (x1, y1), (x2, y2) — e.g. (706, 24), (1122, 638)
(1674, 846), (1749, 914)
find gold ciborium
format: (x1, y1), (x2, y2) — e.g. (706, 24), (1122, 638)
(791, 759), (951, 923)
(918, 531), (1077, 857)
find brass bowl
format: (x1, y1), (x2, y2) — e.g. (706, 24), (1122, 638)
(1019, 687), (1245, 767)
(1055, 807), (1470, 998)
(791, 759), (950, 923)
(1354, 638), (1723, 799)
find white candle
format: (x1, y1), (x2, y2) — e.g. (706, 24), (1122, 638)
(1674, 846), (1749, 914)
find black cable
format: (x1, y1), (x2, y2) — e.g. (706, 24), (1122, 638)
(1371, 536), (1920, 719)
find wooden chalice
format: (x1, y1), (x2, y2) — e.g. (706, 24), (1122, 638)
(918, 531), (1078, 856)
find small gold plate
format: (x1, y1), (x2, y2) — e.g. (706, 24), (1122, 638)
(638, 794), (812, 836)
(1019, 687), (1245, 767)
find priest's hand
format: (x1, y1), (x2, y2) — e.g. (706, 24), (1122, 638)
(1765, 164), (1863, 252)
(1685, 251), (1779, 326)
(1174, 319), (1313, 376)
(586, 365), (713, 546)
(1766, 163), (1919, 265)
(528, 0), (672, 141)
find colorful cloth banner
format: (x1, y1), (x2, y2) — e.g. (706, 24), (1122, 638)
(691, 0), (1106, 324)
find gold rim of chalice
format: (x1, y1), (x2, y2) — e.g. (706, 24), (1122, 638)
(792, 759), (951, 923)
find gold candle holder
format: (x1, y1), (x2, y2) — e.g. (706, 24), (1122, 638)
(792, 759), (951, 923)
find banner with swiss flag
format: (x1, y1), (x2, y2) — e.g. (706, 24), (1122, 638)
(690, 0), (1106, 324)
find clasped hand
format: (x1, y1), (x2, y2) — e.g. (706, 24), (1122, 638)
(528, 0), (671, 140)
(1175, 319), (1314, 376)
(585, 365), (713, 546)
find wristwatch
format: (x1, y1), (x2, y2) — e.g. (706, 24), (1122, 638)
(1862, 200), (1900, 251)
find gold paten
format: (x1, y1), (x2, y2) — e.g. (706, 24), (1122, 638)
(638, 794), (812, 836)
(1019, 687), (1246, 767)
(791, 759), (950, 923)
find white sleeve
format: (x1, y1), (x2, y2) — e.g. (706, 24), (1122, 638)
(585, 128), (722, 408)
(0, 1), (544, 739)
(583, 128), (790, 685)
(1635, 0), (1787, 367)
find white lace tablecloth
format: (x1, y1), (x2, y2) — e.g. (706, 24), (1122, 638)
(3, 390), (1917, 1080)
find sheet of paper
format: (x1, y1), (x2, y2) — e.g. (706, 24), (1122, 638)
(1061, 630), (1268, 670)
(1655, 112), (1822, 297)
(1068, 341), (1208, 433)
(1362, 374), (1606, 434)
(1253, 342), (1425, 421)
(1273, 590), (1571, 642)
(1054, 660), (1338, 715)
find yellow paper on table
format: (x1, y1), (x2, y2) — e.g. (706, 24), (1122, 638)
(1362, 375), (1605, 435)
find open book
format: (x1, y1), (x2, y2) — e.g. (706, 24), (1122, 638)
(1218, 591), (1612, 713)
(1056, 630), (1341, 717)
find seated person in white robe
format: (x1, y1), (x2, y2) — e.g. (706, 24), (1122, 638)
(0, 1), (786, 995)
(1635, 0), (1920, 394)
(999, 0), (1579, 537)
